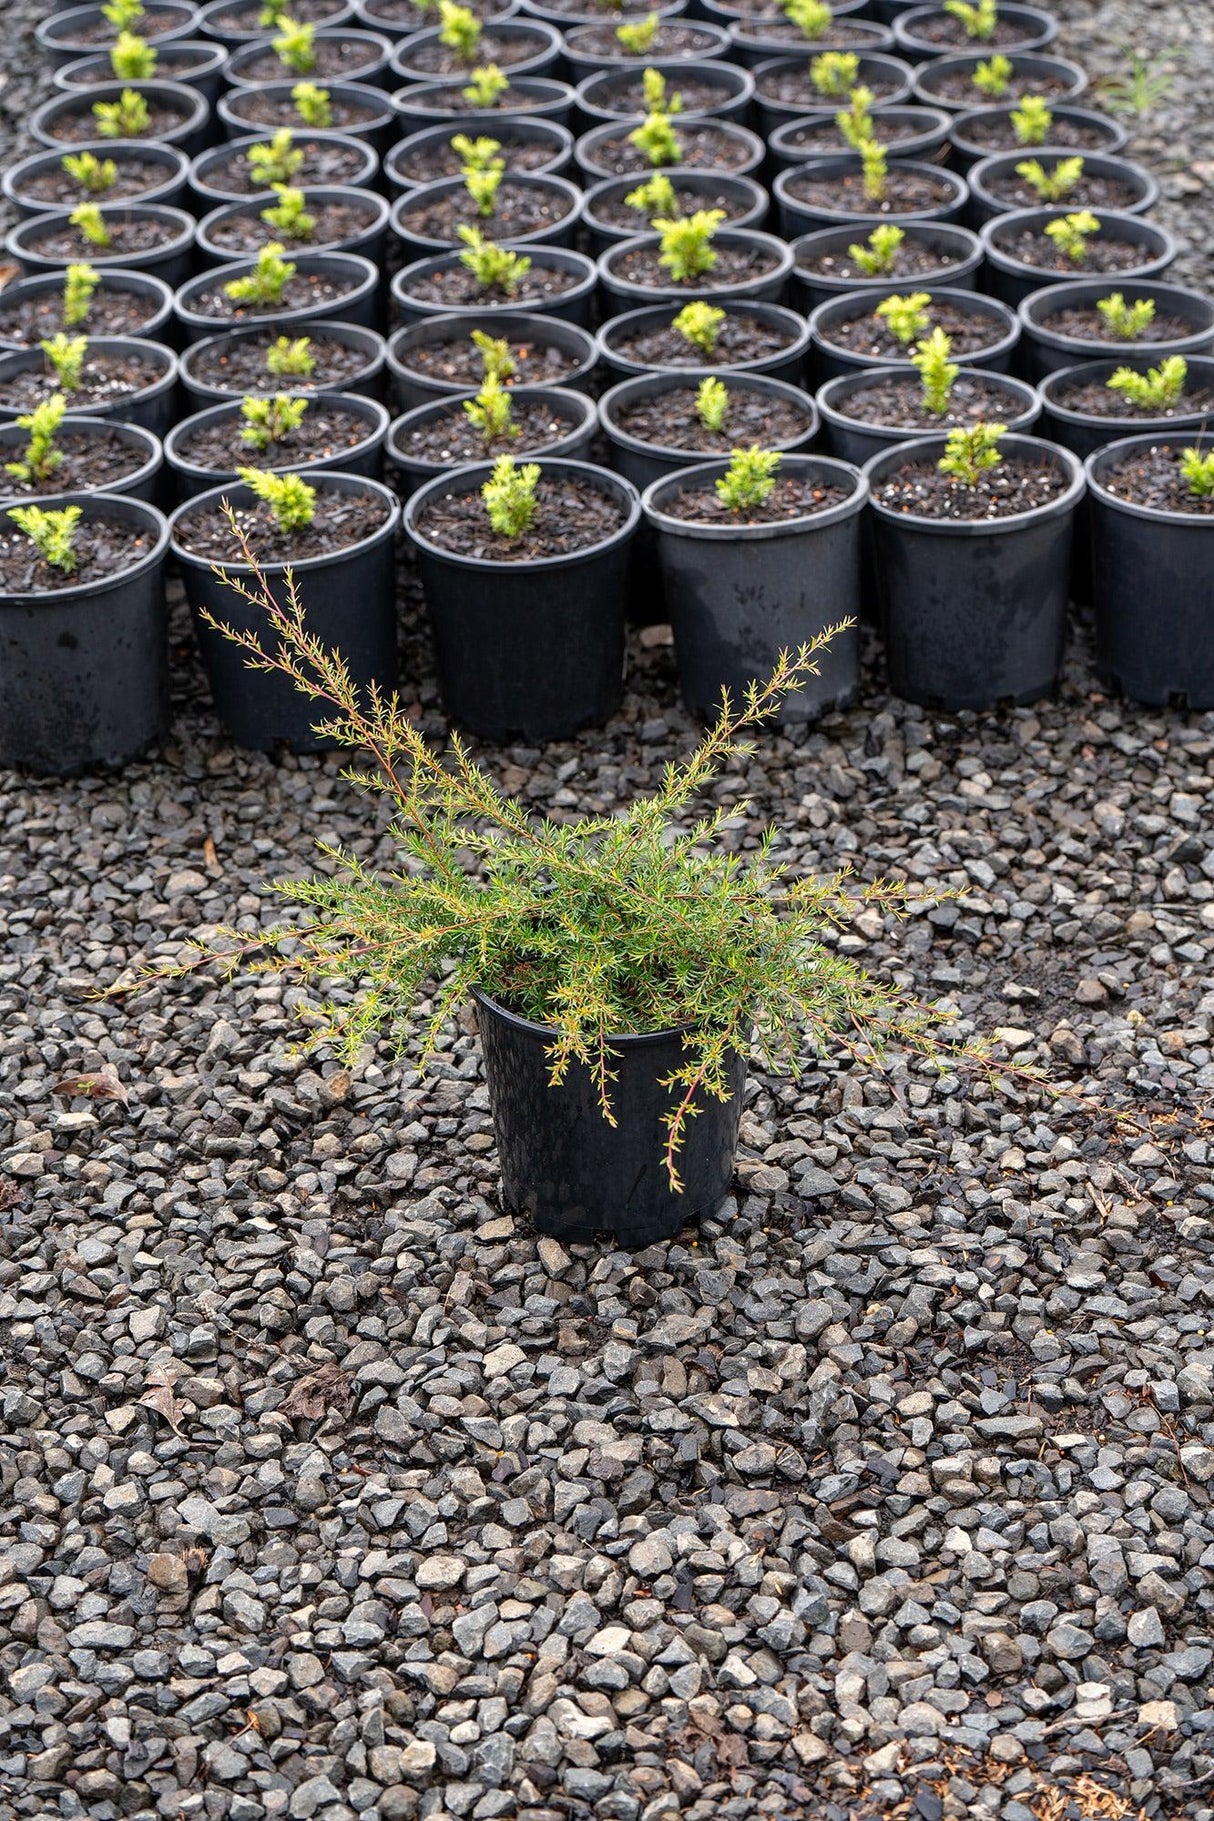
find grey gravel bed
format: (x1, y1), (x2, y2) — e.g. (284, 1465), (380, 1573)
(3, 3), (1214, 1821)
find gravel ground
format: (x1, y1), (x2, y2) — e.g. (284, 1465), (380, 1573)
(4, 5), (1214, 1821)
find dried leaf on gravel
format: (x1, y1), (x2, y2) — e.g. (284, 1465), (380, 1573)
(52, 1067), (129, 1105)
(283, 1362), (352, 1420)
(139, 1368), (184, 1433)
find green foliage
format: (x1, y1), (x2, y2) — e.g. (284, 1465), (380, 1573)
(1044, 208), (1100, 263)
(624, 172), (678, 221)
(438, 0), (482, 61)
(783, 0), (832, 40)
(1014, 155), (1084, 202)
(248, 130), (304, 188)
(292, 82), (332, 128)
(482, 453), (539, 538)
(1098, 43), (1179, 117)
(92, 88), (150, 138)
(266, 335), (316, 379)
(225, 243), (297, 307)
(272, 17), (316, 73)
(616, 12), (659, 53)
(811, 51), (859, 99)
(695, 375), (729, 433)
(41, 333), (87, 392)
(943, 0), (997, 39)
(972, 53), (1013, 98)
(1010, 94), (1052, 144)
(1096, 291), (1156, 339)
(628, 108), (683, 167)
(463, 375), (518, 442)
(1180, 446), (1214, 498)
(4, 395), (68, 487)
(858, 136), (887, 203)
(462, 155), (504, 217)
(835, 85), (875, 150)
(7, 503), (81, 573)
(109, 29), (156, 78)
(672, 301), (725, 356)
(472, 328), (516, 383)
(911, 327), (958, 415)
(654, 208), (724, 282)
(457, 226), (531, 293)
(848, 223), (904, 276)
(462, 65), (510, 108)
(642, 67), (682, 114)
(259, 0), (290, 22)
(261, 183), (317, 240)
(62, 264), (99, 330)
(101, 0), (143, 28)
(716, 445), (780, 511)
(938, 420), (1006, 486)
(62, 152), (118, 196)
(237, 465), (317, 531)
(239, 392), (310, 452)
(451, 133), (503, 172)
(69, 203), (111, 249)
(1107, 355), (1187, 411)
(875, 290), (931, 345)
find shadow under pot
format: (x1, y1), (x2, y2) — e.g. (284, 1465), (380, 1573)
(388, 172), (583, 265)
(772, 154), (968, 239)
(0, 338), (179, 439)
(189, 132), (380, 210)
(980, 208), (1176, 310)
(173, 250), (381, 343)
(30, 83), (212, 161)
(390, 246), (598, 326)
(196, 0), (358, 46)
(1017, 278), (1214, 381)
(597, 229), (793, 319)
(387, 77), (575, 130)
(965, 150), (1158, 229)
(808, 285), (1018, 383)
(574, 60), (755, 128)
(1085, 432), (1214, 710)
(790, 221), (982, 312)
(560, 18), (731, 84)
(767, 104), (952, 171)
(403, 457), (640, 741)
(751, 52), (915, 137)
(641, 453), (868, 722)
(216, 83), (398, 156)
(36, 0), (199, 67)
(0, 416), (163, 507)
(572, 116), (764, 183)
(0, 490), (171, 774)
(946, 102), (1127, 174)
(384, 117), (574, 195)
(596, 298), (811, 386)
(3, 142), (191, 218)
(0, 269), (174, 351)
(910, 51), (1088, 114)
(581, 170), (767, 256)
(387, 384), (596, 495)
(53, 42), (229, 110)
(726, 17), (893, 70)
(387, 19), (562, 85)
(816, 364), (1039, 467)
(222, 30), (396, 92)
(165, 389), (391, 500)
(195, 185), (391, 270)
(472, 987), (748, 1248)
(6, 203), (197, 293)
(386, 310), (597, 411)
(892, 1), (1057, 65)
(865, 430), (1085, 709)
(169, 471), (402, 750)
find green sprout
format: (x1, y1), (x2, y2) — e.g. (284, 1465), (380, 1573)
(642, 68), (682, 114)
(943, 0), (997, 39)
(292, 82), (332, 128)
(109, 30), (156, 78)
(836, 86), (876, 150)
(273, 18), (317, 73)
(224, 243), (298, 306)
(716, 446), (780, 512)
(784, 0), (834, 41)
(672, 301), (725, 356)
(849, 223), (904, 276)
(1015, 155), (1084, 203)
(259, 0), (291, 22)
(875, 291), (932, 345)
(69, 203), (111, 249)
(1180, 446), (1214, 498)
(462, 65), (510, 108)
(61, 153), (118, 196)
(938, 421), (1006, 485)
(696, 376), (728, 433)
(616, 12), (659, 53)
(4, 396), (68, 487)
(624, 172), (678, 221)
(460, 145), (505, 217)
(464, 376), (518, 442)
(858, 137), (887, 203)
(972, 53), (1014, 98)
(628, 109), (683, 167)
(248, 130), (304, 189)
(457, 225), (531, 293)
(92, 89), (150, 138)
(101, 0), (144, 28)
(811, 52), (860, 100)
(1010, 94), (1052, 144)
(1099, 43), (1180, 118)
(239, 393), (310, 452)
(911, 327), (958, 415)
(1107, 355), (1187, 411)
(266, 335), (316, 379)
(438, 0), (482, 62)
(451, 133), (503, 172)
(62, 264), (99, 330)
(1096, 292), (1156, 339)
(41, 335), (88, 393)
(654, 208), (724, 283)
(237, 466), (317, 531)
(6, 503), (81, 574)
(261, 184), (317, 240)
(472, 329), (516, 383)
(1044, 208), (1100, 263)
(482, 454), (539, 538)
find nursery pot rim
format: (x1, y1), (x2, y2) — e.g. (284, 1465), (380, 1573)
(385, 311), (597, 388)
(163, 389), (391, 482)
(388, 169), (583, 246)
(389, 243), (598, 313)
(595, 298), (812, 375)
(386, 381), (596, 463)
(37, 0), (199, 52)
(598, 368), (819, 463)
(0, 335), (179, 410)
(0, 488), (170, 602)
(808, 284), (1019, 361)
(772, 153), (969, 223)
(966, 148), (1159, 217)
(600, 226), (795, 285)
(190, 134), (381, 203)
(470, 984), (704, 1051)
(864, 430), (1085, 533)
(6, 200), (197, 270)
(791, 220), (983, 285)
(31, 80), (211, 150)
(767, 103), (952, 158)
(641, 451), (869, 541)
(54, 39), (228, 88)
(387, 14), (562, 75)
(581, 167), (766, 235)
(404, 455), (641, 571)
(2, 141), (192, 215)
(1038, 355), (1214, 435)
(574, 58), (756, 120)
(180, 317), (386, 394)
(217, 81), (398, 136)
(0, 413), (163, 497)
(387, 115), (574, 187)
(573, 115), (765, 181)
(168, 470), (402, 574)
(1083, 430), (1214, 526)
(980, 205), (1176, 277)
(196, 184), (392, 259)
(752, 48), (915, 91)
(174, 248), (380, 328)
(1017, 278), (1214, 350)
(816, 363), (1040, 438)
(947, 100), (1127, 159)
(222, 27), (395, 87)
(912, 47), (1088, 91)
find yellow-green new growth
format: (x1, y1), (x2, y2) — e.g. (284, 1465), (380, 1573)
(642, 67), (682, 114)
(972, 53), (1013, 98)
(238, 466), (317, 531)
(654, 208), (724, 283)
(462, 65), (510, 108)
(858, 136), (887, 203)
(696, 375), (729, 433)
(1015, 155), (1084, 203)
(101, 0), (143, 29)
(62, 153), (118, 196)
(266, 335), (315, 379)
(943, 0), (997, 40)
(41, 334), (88, 392)
(1044, 208), (1100, 263)
(109, 29), (156, 78)
(672, 301), (725, 356)
(248, 130), (304, 189)
(1180, 446), (1214, 497)
(939, 420), (1006, 485)
(716, 446), (781, 511)
(836, 86), (875, 150)
(628, 108), (683, 168)
(292, 82), (332, 128)
(438, 0), (481, 62)
(451, 133), (503, 173)
(811, 51), (860, 99)
(875, 290), (932, 344)
(462, 155), (505, 218)
(224, 243), (298, 306)
(7, 503), (82, 573)
(239, 392), (310, 452)
(1010, 94), (1052, 144)
(616, 12), (659, 54)
(260, 0), (291, 22)
(69, 203), (111, 249)
(1107, 355), (1187, 411)
(483, 454), (539, 538)
(783, 0), (833, 42)
(849, 223), (904, 276)
(472, 329), (516, 383)
(62, 264), (99, 330)
(272, 18), (316, 73)
(261, 184), (316, 240)
(911, 327), (958, 414)
(457, 226), (531, 293)
(93, 89), (150, 138)
(5, 395), (68, 487)
(625, 172), (678, 221)
(1096, 291), (1156, 339)
(464, 375), (518, 442)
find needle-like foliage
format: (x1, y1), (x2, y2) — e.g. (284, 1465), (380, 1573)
(1106, 355), (1187, 411)
(1010, 94), (1051, 144)
(62, 263), (99, 329)
(849, 223), (904, 276)
(673, 301), (725, 355)
(875, 291), (931, 345)
(1096, 292), (1155, 339)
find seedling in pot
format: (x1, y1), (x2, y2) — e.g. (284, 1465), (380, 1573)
(110, 30), (156, 79)
(1106, 355), (1187, 411)
(642, 68), (682, 115)
(1015, 156), (1084, 204)
(784, 0), (834, 42)
(462, 65), (509, 108)
(457, 226), (531, 294)
(69, 203), (112, 250)
(266, 334), (316, 379)
(972, 53), (1013, 100)
(240, 392), (310, 452)
(849, 223), (904, 277)
(452, 134), (503, 174)
(943, 0), (997, 41)
(248, 131), (304, 190)
(695, 375), (729, 433)
(439, 1), (482, 63)
(876, 291), (931, 344)
(472, 329), (516, 383)
(42, 335), (88, 393)
(859, 137), (887, 204)
(672, 300), (725, 358)
(62, 153), (119, 197)
(261, 184), (317, 240)
(1044, 208), (1100, 263)
(102, 0), (144, 29)
(654, 208), (725, 283)
(482, 453), (539, 538)
(62, 263), (99, 330)
(292, 82), (333, 128)
(260, 0), (292, 23)
(464, 376), (518, 442)
(716, 445), (780, 511)
(93, 89), (151, 138)
(625, 173), (679, 223)
(939, 419), (1006, 485)
(459, 144), (505, 218)
(616, 13), (659, 54)
(836, 86), (875, 151)
(1010, 94), (1052, 145)
(1096, 291), (1156, 339)
(911, 326), (958, 415)
(6, 503), (81, 574)
(237, 465), (317, 531)
(811, 52), (860, 101)
(4, 396), (68, 488)
(1181, 446), (1214, 498)
(629, 108), (683, 168)
(224, 243), (298, 306)
(273, 18), (317, 74)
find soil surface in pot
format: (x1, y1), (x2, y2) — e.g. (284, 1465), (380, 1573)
(1036, 303), (1197, 347)
(17, 158), (176, 208)
(207, 0), (348, 27)
(994, 227), (1156, 277)
(18, 215), (178, 263)
(798, 236), (961, 282)
(204, 141), (371, 197)
(414, 470), (626, 560)
(414, 83), (551, 115)
(366, 0), (512, 17)
(399, 32), (550, 76)
(614, 382), (811, 451)
(904, 15), (1043, 49)
(757, 68), (904, 108)
(873, 453), (1069, 518)
(824, 299), (1002, 359)
(835, 372), (1023, 429)
(587, 73), (739, 115)
(45, 100), (194, 144)
(780, 116), (936, 155)
(981, 169), (1141, 214)
(395, 137), (562, 184)
(0, 349), (162, 412)
(175, 401), (375, 472)
(0, 284), (162, 346)
(591, 180), (755, 232)
(56, 8), (186, 47)
(402, 331), (582, 389)
(0, 513), (150, 593)
(956, 111), (1112, 154)
(402, 261), (582, 310)
(175, 486), (391, 563)
(229, 92), (385, 132)
(569, 23), (720, 59)
(235, 40), (383, 82)
(186, 329), (375, 393)
(739, 20), (882, 46)
(924, 69), (1072, 105)
(535, 0), (667, 14)
(587, 124), (753, 176)
(610, 242), (780, 292)
(395, 397), (581, 464)
(205, 198), (377, 257)
(1095, 445), (1214, 517)
(0, 426), (149, 495)
(658, 470), (851, 524)
(65, 49), (213, 84)
(184, 268), (365, 324)
(398, 182), (572, 245)
(1049, 376), (1214, 420)
(611, 311), (794, 367)
(783, 166), (955, 215)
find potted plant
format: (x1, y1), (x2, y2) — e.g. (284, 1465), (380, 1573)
(3, 142), (191, 217)
(386, 118), (574, 194)
(768, 103), (952, 170)
(910, 50), (1087, 113)
(391, 234), (598, 326)
(165, 388), (390, 498)
(357, 0), (517, 36)
(582, 170), (768, 256)
(386, 311), (598, 410)
(867, 421), (1085, 707)
(6, 200), (196, 291)
(892, 2), (1056, 62)
(390, 162), (583, 263)
(0, 491), (170, 774)
(190, 128), (379, 208)
(728, 4), (893, 69)
(772, 146), (968, 237)
(0, 332), (178, 437)
(573, 109), (764, 184)
(0, 395), (163, 505)
(753, 49), (914, 137)
(808, 284), (1018, 381)
(223, 21), (394, 87)
(1017, 279), (1214, 380)
(169, 465), (401, 748)
(31, 81), (211, 159)
(576, 61), (756, 126)
(404, 454), (640, 739)
(174, 244), (380, 342)
(597, 297), (813, 386)
(387, 7), (561, 82)
(179, 321), (387, 405)
(1037, 353), (1214, 461)
(196, 0), (357, 46)
(217, 79), (398, 154)
(388, 376), (597, 494)
(966, 149), (1157, 225)
(196, 182), (391, 269)
(947, 95), (1126, 170)
(0, 263), (173, 351)
(563, 13), (730, 81)
(517, 0), (687, 27)
(598, 212), (794, 318)
(1085, 434), (1214, 710)
(815, 329), (1039, 464)
(703, 0), (869, 24)
(388, 74), (576, 131)
(38, 0), (198, 66)
(980, 206), (1176, 308)
(53, 38), (228, 106)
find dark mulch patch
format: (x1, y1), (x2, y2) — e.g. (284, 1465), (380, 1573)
(235, 40), (383, 83)
(994, 228), (1158, 276)
(874, 454), (1070, 519)
(0, 515), (152, 593)
(403, 332), (582, 390)
(609, 243), (779, 291)
(396, 181), (573, 246)
(0, 427), (149, 496)
(394, 137), (561, 184)
(586, 74), (739, 115)
(175, 403), (373, 473)
(394, 397), (581, 465)
(201, 141), (371, 197)
(204, 199), (377, 255)
(401, 262), (582, 309)
(398, 31), (551, 76)
(611, 312), (794, 368)
(17, 160), (175, 207)
(1049, 379), (1214, 420)
(613, 383), (811, 452)
(1037, 305), (1197, 347)
(756, 68), (903, 108)
(590, 179), (755, 231)
(783, 167), (956, 215)
(18, 218), (178, 263)
(175, 487), (391, 563)
(0, 350), (162, 412)
(957, 112), (1114, 153)
(0, 287), (161, 348)
(1096, 445), (1214, 516)
(982, 170), (1141, 213)
(823, 300), (1005, 359)
(414, 472), (626, 559)
(227, 93), (384, 132)
(184, 270), (365, 324)
(44, 102), (193, 144)
(185, 330), (373, 394)
(586, 124), (754, 176)
(797, 238), (960, 282)
(657, 472), (851, 525)
(833, 372), (1025, 429)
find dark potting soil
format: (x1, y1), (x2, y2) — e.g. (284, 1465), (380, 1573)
(957, 112), (1113, 154)
(17, 159), (176, 208)
(873, 455), (1069, 520)
(396, 181), (573, 246)
(397, 32), (551, 76)
(235, 40), (383, 83)
(613, 383), (811, 452)
(982, 170), (1141, 214)
(824, 300), (1003, 359)
(923, 70), (1071, 105)
(185, 330), (373, 393)
(658, 472), (851, 525)
(401, 261), (581, 309)
(414, 471), (626, 560)
(798, 238), (961, 282)
(1049, 378), (1214, 420)
(1096, 444), (1214, 517)
(175, 486), (391, 564)
(587, 123), (754, 176)
(705, 0), (785, 16)
(756, 68), (903, 108)
(609, 243), (779, 292)
(394, 137), (561, 184)
(0, 515), (152, 594)
(364, 0), (512, 17)
(779, 116), (936, 154)
(403, 331), (582, 389)
(206, 0), (349, 28)
(201, 141), (371, 198)
(535, 0), (665, 14)
(46, 102), (193, 144)
(568, 23), (722, 59)
(184, 270), (365, 324)
(782, 167), (956, 215)
(835, 372), (1026, 429)
(612, 312), (794, 368)
(174, 403), (374, 473)
(0, 286), (161, 347)
(994, 228), (1155, 276)
(55, 8), (185, 46)
(412, 83), (548, 114)
(586, 74), (739, 115)
(19, 217), (178, 264)
(204, 199), (376, 256)
(0, 427), (150, 496)
(903, 15), (1043, 49)
(62, 50), (211, 84)
(228, 93), (384, 132)
(733, 19), (883, 46)
(590, 181), (754, 233)
(1037, 305), (1197, 348)
(394, 397), (581, 465)
(0, 350), (162, 412)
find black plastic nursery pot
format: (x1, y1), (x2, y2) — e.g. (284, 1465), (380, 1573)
(596, 299), (812, 386)
(0, 269), (175, 352)
(581, 170), (767, 256)
(574, 60), (756, 128)
(572, 116), (764, 184)
(726, 17), (893, 70)
(642, 454), (867, 722)
(386, 310), (598, 410)
(472, 988), (747, 1246)
(388, 172), (583, 265)
(910, 50), (1088, 113)
(169, 472), (401, 750)
(1017, 279), (1214, 381)
(403, 458), (640, 741)
(30, 82), (212, 160)
(892, 1), (1057, 64)
(37, 0), (200, 67)
(767, 105), (952, 173)
(1038, 357), (1214, 464)
(1085, 433), (1214, 710)
(980, 208), (1177, 310)
(174, 250), (381, 342)
(54, 42), (229, 109)
(390, 77), (575, 131)
(179, 319), (387, 403)
(2, 142), (192, 219)
(385, 117), (574, 196)
(165, 390), (391, 499)
(217, 83), (398, 157)
(223, 30), (396, 92)
(388, 20), (562, 87)
(0, 417), (163, 506)
(965, 151), (1158, 229)
(196, 0), (358, 45)
(808, 286), (1019, 382)
(816, 365), (1040, 466)
(866, 431), (1086, 708)
(6, 203), (197, 293)
(195, 184), (391, 269)
(387, 384), (596, 494)
(0, 338), (179, 439)
(561, 19), (731, 84)
(390, 246), (599, 326)
(189, 134), (381, 210)
(790, 222), (983, 312)
(752, 52), (915, 138)
(0, 490), (171, 775)
(946, 103), (1127, 174)
(597, 229), (794, 319)
(772, 155), (968, 239)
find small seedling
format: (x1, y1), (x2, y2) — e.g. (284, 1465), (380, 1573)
(438, 0), (482, 62)
(1044, 208), (1100, 263)
(266, 334), (315, 378)
(109, 29), (156, 78)
(451, 133), (502, 173)
(7, 503), (82, 574)
(482, 454), (539, 538)
(1096, 291), (1156, 339)
(1099, 43), (1179, 118)
(642, 68), (682, 114)
(62, 152), (118, 196)
(461, 152), (505, 217)
(41, 334), (88, 392)
(273, 18), (317, 73)
(654, 208), (724, 283)
(943, 0), (997, 40)
(673, 300), (725, 356)
(4, 395), (68, 487)
(69, 203), (111, 250)
(472, 328), (516, 383)
(248, 129), (304, 189)
(811, 51), (860, 99)
(62, 263), (99, 330)
(616, 12), (659, 54)
(836, 86), (875, 150)
(628, 109), (683, 167)
(101, 0), (144, 28)
(972, 53), (1013, 99)
(464, 376), (518, 442)
(911, 327), (958, 415)
(457, 225), (531, 293)
(292, 81), (332, 127)
(1010, 93), (1052, 144)
(716, 446), (780, 511)
(224, 242), (298, 306)
(784, 0), (833, 41)
(849, 223), (904, 276)
(858, 136), (887, 203)
(875, 291), (932, 344)
(237, 466), (317, 531)
(462, 65), (509, 108)
(939, 420), (1006, 485)
(1015, 155), (1084, 202)
(239, 392), (310, 452)
(1107, 355), (1187, 411)
(259, 0), (290, 22)
(92, 88), (150, 138)
(625, 172), (678, 221)
(1180, 446), (1214, 498)
(261, 184), (317, 239)
(696, 375), (729, 433)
